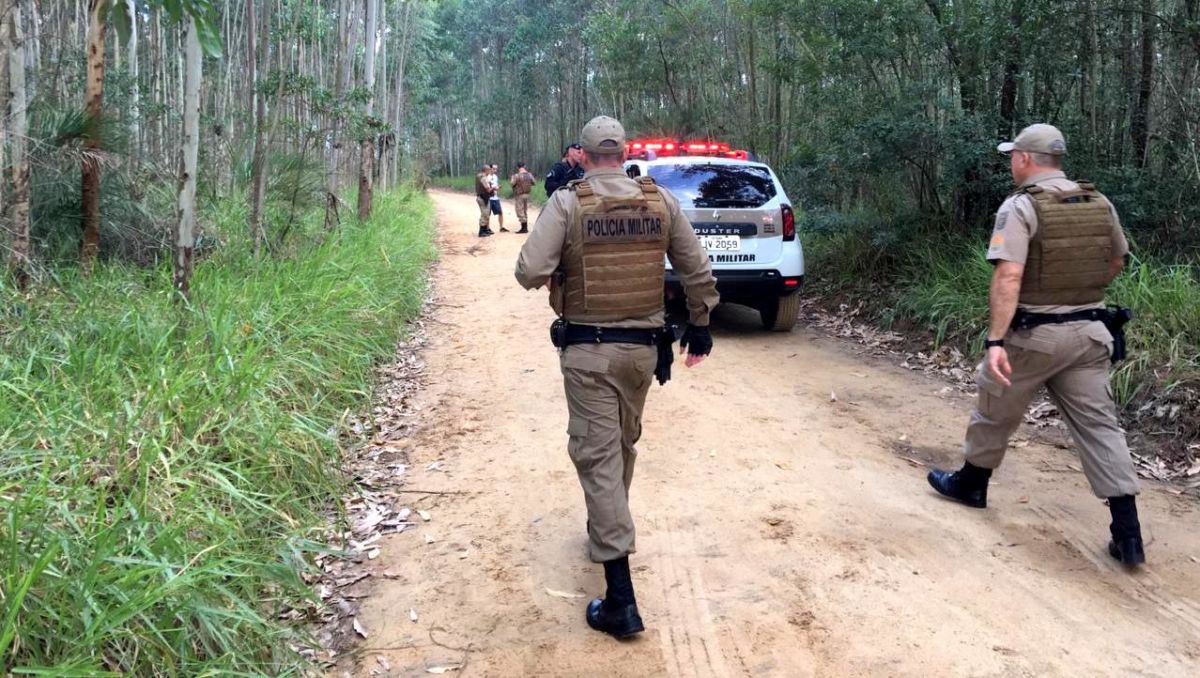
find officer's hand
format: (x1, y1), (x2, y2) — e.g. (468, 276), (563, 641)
(986, 346), (1012, 387)
(679, 324), (712, 368)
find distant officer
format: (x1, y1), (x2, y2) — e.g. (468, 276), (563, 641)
(515, 116), (719, 637)
(927, 124), (1145, 566)
(474, 164), (494, 237)
(544, 143), (584, 197)
(510, 162), (536, 233)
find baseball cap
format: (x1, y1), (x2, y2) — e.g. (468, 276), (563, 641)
(580, 116), (626, 155)
(997, 123), (1067, 155)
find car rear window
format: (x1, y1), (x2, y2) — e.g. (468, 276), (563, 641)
(646, 164), (777, 208)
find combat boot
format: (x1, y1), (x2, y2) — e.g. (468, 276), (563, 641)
(586, 556), (644, 639)
(478, 227), (492, 237)
(1107, 495), (1146, 566)
(517, 223), (529, 234)
(927, 462), (991, 509)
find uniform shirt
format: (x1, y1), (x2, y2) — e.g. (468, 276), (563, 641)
(544, 160), (585, 197)
(511, 170), (535, 195)
(987, 170), (1130, 314)
(515, 166), (719, 329)
(475, 172), (491, 199)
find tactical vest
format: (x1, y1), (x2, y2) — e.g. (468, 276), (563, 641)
(558, 177), (671, 322)
(1018, 182), (1115, 306)
(512, 172), (535, 195)
(474, 173), (490, 198)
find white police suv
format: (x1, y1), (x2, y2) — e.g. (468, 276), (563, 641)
(624, 140), (805, 331)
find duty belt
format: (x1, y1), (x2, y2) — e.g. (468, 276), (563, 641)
(1011, 308), (1108, 330)
(1010, 306), (1134, 364)
(558, 323), (665, 346)
(550, 320), (678, 385)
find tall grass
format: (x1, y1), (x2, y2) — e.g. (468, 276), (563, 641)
(804, 218), (1200, 409)
(0, 187), (436, 674)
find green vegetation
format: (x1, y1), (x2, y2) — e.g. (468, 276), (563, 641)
(0, 188), (436, 673)
(430, 175), (549, 208)
(804, 219), (1200, 422)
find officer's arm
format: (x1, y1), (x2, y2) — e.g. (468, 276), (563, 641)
(515, 193), (567, 289)
(988, 261), (1024, 341)
(664, 197), (719, 326)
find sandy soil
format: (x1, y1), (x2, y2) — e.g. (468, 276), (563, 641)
(345, 189), (1200, 677)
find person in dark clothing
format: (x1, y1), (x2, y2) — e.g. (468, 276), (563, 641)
(544, 143), (585, 197)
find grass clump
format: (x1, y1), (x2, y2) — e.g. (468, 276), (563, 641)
(0, 187), (436, 674)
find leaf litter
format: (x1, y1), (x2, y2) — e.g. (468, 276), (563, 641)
(281, 321), (453, 668)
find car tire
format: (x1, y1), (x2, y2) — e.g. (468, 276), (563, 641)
(760, 293), (800, 332)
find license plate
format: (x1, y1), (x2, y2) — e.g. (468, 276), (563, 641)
(700, 235), (740, 252)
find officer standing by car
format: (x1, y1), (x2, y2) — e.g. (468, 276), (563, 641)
(510, 162), (535, 233)
(474, 164), (494, 237)
(515, 116), (719, 638)
(926, 124), (1145, 566)
(544, 143), (584, 197)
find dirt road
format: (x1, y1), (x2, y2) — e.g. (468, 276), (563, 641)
(349, 190), (1200, 677)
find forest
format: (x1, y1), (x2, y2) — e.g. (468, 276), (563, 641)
(0, 0), (1198, 673)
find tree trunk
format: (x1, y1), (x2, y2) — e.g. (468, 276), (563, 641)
(998, 0), (1025, 139)
(247, 0), (268, 253)
(357, 0), (379, 221)
(125, 0), (139, 160)
(325, 0), (353, 229)
(81, 0), (108, 274)
(1131, 0), (1155, 168)
(1, 1), (9, 256)
(174, 15), (201, 299)
(8, 0), (29, 289)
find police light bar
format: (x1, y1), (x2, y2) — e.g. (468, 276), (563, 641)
(625, 138), (749, 159)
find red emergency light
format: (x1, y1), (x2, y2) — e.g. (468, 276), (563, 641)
(625, 138), (748, 159)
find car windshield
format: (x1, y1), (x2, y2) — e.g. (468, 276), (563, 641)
(646, 164), (777, 208)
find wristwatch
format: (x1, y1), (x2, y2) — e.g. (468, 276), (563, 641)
(983, 338), (1005, 349)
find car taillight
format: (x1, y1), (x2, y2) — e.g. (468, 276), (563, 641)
(782, 204), (795, 241)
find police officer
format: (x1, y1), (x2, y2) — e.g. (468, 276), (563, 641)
(510, 162), (535, 233)
(544, 143), (584, 197)
(515, 116), (719, 637)
(927, 124), (1145, 566)
(474, 164), (494, 237)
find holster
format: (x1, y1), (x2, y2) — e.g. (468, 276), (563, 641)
(1103, 306), (1134, 364)
(655, 325), (678, 386)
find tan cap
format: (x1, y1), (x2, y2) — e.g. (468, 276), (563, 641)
(580, 115), (626, 155)
(997, 123), (1067, 155)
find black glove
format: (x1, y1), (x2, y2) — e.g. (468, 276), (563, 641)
(679, 324), (712, 357)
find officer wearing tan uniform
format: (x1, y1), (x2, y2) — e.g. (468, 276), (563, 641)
(515, 116), (719, 637)
(928, 124), (1145, 566)
(510, 163), (535, 233)
(474, 165), (494, 237)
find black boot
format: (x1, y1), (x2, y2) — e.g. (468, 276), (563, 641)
(1107, 495), (1146, 566)
(478, 227), (492, 237)
(927, 462), (991, 509)
(586, 556), (644, 639)
(517, 223), (529, 234)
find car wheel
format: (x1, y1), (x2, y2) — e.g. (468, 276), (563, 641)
(760, 293), (800, 332)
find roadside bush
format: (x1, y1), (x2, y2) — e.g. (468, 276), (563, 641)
(0, 188), (436, 673)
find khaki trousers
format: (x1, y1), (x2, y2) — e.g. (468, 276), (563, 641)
(514, 193), (531, 224)
(964, 320), (1139, 498)
(560, 342), (657, 562)
(476, 196), (490, 228)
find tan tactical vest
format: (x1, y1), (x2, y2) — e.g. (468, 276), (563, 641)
(557, 177), (671, 323)
(1018, 182), (1115, 306)
(512, 171), (535, 195)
